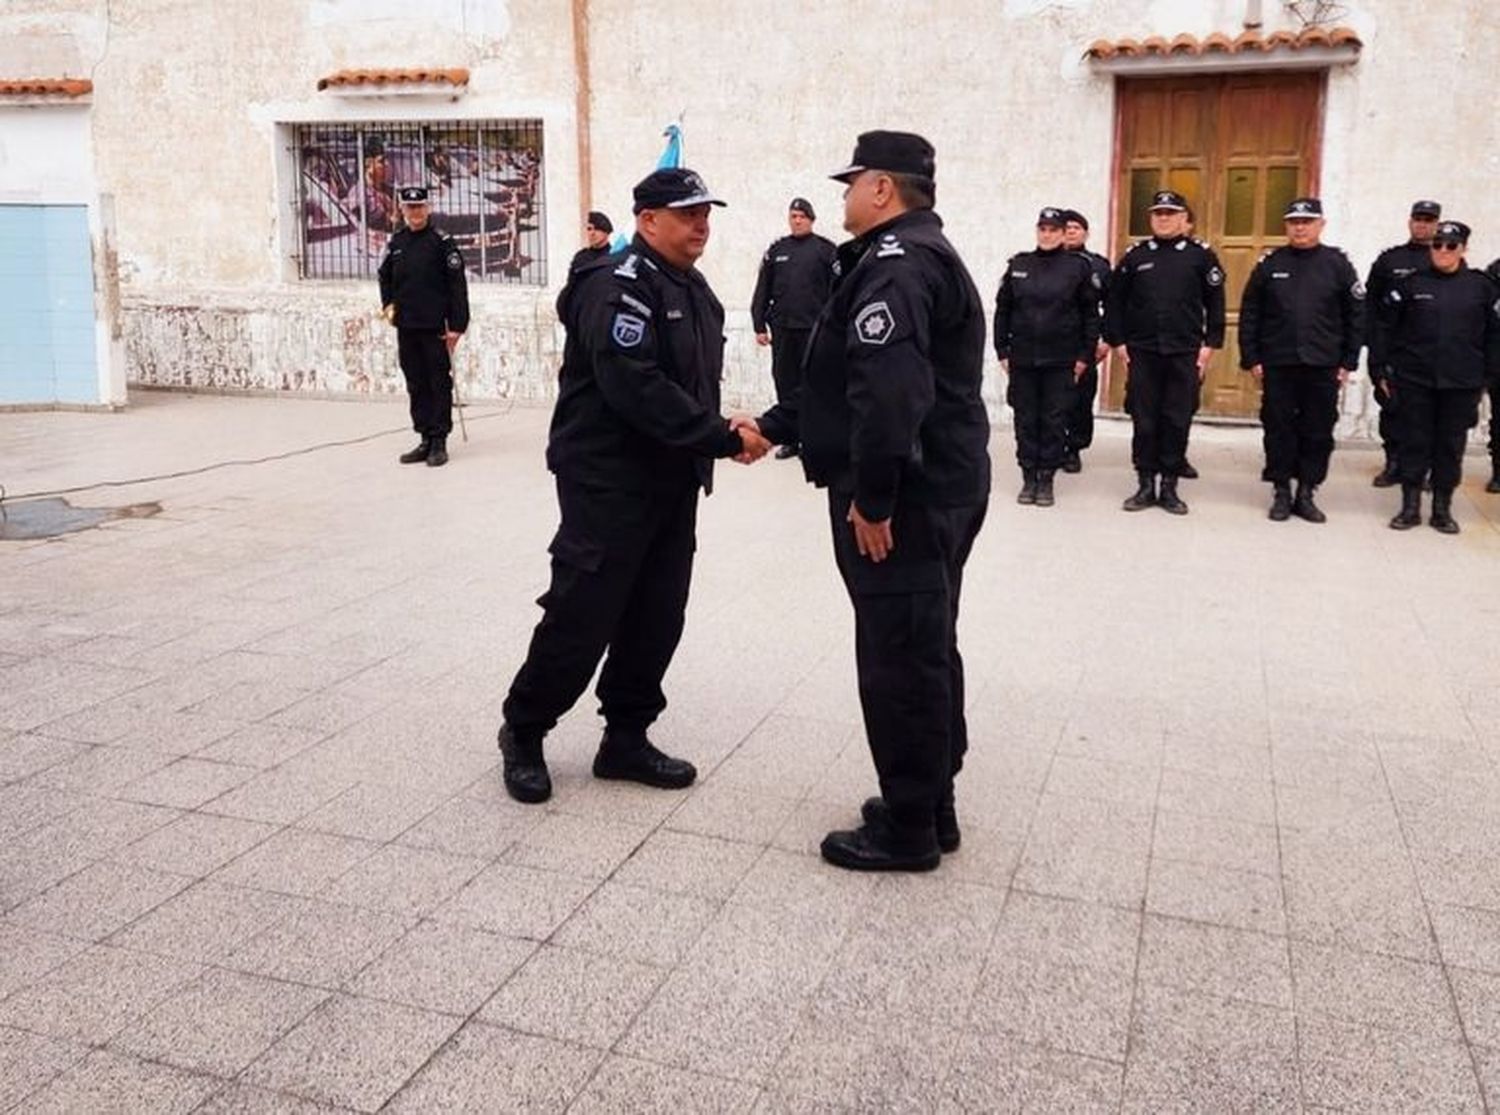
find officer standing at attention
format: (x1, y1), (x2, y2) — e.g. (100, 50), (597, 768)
(1060, 209), (1112, 474)
(493, 168), (769, 804)
(1105, 190), (1226, 515)
(567, 210), (615, 276)
(378, 186), (469, 468)
(1486, 255), (1500, 494)
(1238, 197), (1365, 523)
(1376, 220), (1500, 534)
(750, 197), (837, 459)
(737, 131), (991, 872)
(1366, 200), (1443, 487)
(993, 206), (1101, 506)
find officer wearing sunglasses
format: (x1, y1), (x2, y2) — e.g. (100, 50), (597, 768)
(1374, 221), (1500, 534)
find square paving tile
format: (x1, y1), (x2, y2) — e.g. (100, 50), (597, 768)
(296, 783), (450, 843)
(205, 767), (353, 826)
(1147, 857), (1286, 935)
(502, 811), (652, 880)
(385, 1020), (602, 1112)
(574, 1054), (761, 1113)
(552, 881), (719, 967)
(117, 756), (257, 809)
(243, 993), (460, 1112)
(194, 722), (327, 770)
(350, 920), (535, 1015)
(479, 944), (665, 1047)
(21, 1049), (219, 1114)
(613, 829), (762, 900)
(1291, 940), (1461, 1040)
(939, 1031), (1122, 1112)
(0, 1026), (88, 1112)
(109, 880), (306, 964)
(210, 828), (378, 897)
(0, 923), (89, 1000)
(435, 863), (596, 940)
(0, 945), (202, 1044)
(323, 844), (487, 917)
(1297, 1013), (1484, 1111)
(1138, 915), (1292, 1009)
(7, 860), (192, 942)
(113, 811), (278, 877)
(224, 899), (414, 989)
(395, 794), (541, 859)
(770, 1008), (960, 1111)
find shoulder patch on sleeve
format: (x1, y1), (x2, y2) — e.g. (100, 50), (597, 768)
(1351, 280), (1366, 301)
(1207, 265), (1225, 287)
(854, 300), (896, 345)
(611, 312), (647, 348)
(446, 250), (464, 270)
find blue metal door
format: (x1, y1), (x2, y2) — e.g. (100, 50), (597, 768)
(0, 205), (98, 405)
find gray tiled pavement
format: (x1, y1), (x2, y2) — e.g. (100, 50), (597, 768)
(2, 389), (1500, 1112)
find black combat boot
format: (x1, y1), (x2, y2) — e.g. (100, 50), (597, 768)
(1372, 451), (1399, 487)
(1122, 473), (1156, 512)
(426, 436), (449, 467)
(1388, 484), (1421, 530)
(1033, 470), (1056, 507)
(399, 437), (430, 464)
(1157, 476), (1188, 515)
(497, 723), (551, 804)
(593, 728), (697, 789)
(1430, 489), (1459, 534)
(1061, 448), (1082, 474)
(1487, 456), (1500, 494)
(1269, 482), (1292, 521)
(1017, 470), (1038, 505)
(1292, 482), (1326, 524)
(820, 821), (941, 873)
(1179, 458), (1199, 479)
(862, 791), (961, 853)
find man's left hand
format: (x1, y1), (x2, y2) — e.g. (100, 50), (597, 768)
(444, 331), (462, 355)
(1196, 346), (1214, 380)
(848, 503), (893, 563)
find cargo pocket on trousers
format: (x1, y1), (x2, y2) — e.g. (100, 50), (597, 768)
(538, 527), (606, 608)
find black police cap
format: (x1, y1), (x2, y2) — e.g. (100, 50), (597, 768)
(1410, 199), (1442, 219)
(1061, 209), (1089, 230)
(789, 197), (816, 220)
(1434, 220), (1470, 243)
(1037, 207), (1067, 227)
(1283, 197), (1323, 219)
(632, 168), (726, 214)
(398, 186), (429, 204)
(587, 210), (613, 233)
(1148, 190), (1188, 212)
(830, 131), (936, 184)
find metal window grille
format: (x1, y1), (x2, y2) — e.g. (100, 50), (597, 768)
(292, 119), (546, 285)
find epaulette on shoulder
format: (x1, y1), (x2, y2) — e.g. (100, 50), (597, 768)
(873, 231), (906, 259)
(1192, 237), (1211, 249)
(613, 253), (643, 280)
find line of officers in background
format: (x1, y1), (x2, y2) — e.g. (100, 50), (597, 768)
(751, 191), (1500, 535)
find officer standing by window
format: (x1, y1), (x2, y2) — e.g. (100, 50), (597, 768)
(1238, 197), (1364, 523)
(738, 131), (991, 872)
(378, 186), (469, 468)
(1377, 220), (1500, 534)
(568, 211), (615, 276)
(993, 207), (1101, 507)
(1060, 209), (1112, 474)
(1105, 190), (1226, 515)
(1366, 200), (1443, 487)
(494, 168), (769, 804)
(750, 197), (837, 459)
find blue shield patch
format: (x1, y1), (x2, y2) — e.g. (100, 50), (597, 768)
(611, 313), (646, 348)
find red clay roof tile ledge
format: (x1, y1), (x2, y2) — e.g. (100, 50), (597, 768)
(1085, 26), (1362, 60)
(317, 68), (470, 91)
(0, 79), (93, 97)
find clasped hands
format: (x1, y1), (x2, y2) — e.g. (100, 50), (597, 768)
(728, 414), (771, 464)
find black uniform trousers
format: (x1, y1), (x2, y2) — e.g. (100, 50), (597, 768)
(502, 478), (698, 739)
(1375, 384), (1401, 460)
(770, 328), (810, 436)
(1006, 364), (1073, 471)
(1260, 366), (1340, 486)
(397, 329), (454, 439)
(1487, 376), (1500, 467)
(1065, 364), (1099, 453)
(1396, 383), (1482, 492)
(1126, 349), (1199, 477)
(828, 492), (986, 832)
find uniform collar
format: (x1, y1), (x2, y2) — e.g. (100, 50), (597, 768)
(857, 207), (940, 248)
(629, 233), (697, 286)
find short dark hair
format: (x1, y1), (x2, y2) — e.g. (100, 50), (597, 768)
(889, 172), (935, 210)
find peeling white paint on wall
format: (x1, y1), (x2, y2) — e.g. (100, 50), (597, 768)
(309, 0), (510, 40)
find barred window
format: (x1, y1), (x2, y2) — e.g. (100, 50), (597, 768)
(293, 119), (546, 284)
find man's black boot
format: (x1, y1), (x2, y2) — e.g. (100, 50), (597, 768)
(399, 437), (430, 464)
(1179, 458), (1199, 479)
(1487, 457), (1500, 494)
(1389, 484), (1421, 530)
(426, 437), (449, 467)
(497, 723), (551, 804)
(1122, 473), (1156, 512)
(820, 821), (940, 873)
(1033, 469), (1056, 508)
(1061, 448), (1082, 474)
(1269, 483), (1292, 522)
(593, 728), (697, 789)
(1157, 476), (1189, 515)
(1292, 482), (1326, 524)
(1017, 470), (1038, 505)
(1430, 489), (1460, 534)
(862, 795), (961, 853)
(1372, 451), (1399, 488)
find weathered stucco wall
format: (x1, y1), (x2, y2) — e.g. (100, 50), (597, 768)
(6, 0), (1499, 430)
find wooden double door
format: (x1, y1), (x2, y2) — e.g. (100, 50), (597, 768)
(1104, 72), (1325, 418)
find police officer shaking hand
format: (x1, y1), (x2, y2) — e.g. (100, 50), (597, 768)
(378, 186), (469, 468)
(993, 206), (1101, 507)
(493, 168), (771, 805)
(1105, 190), (1225, 515)
(1238, 197), (1364, 523)
(736, 131), (991, 873)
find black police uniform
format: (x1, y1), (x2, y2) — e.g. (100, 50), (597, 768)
(758, 204), (991, 860)
(1104, 233), (1226, 493)
(1365, 240), (1433, 477)
(992, 244), (1100, 488)
(567, 243), (614, 277)
(501, 234), (745, 759)
(750, 230), (837, 416)
(378, 219), (469, 445)
(1064, 246), (1112, 461)
(1375, 260), (1500, 505)
(1238, 242), (1364, 490)
(1486, 257), (1500, 490)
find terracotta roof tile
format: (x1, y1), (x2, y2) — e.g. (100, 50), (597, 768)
(0, 78), (92, 97)
(317, 68), (469, 92)
(1085, 26), (1362, 60)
